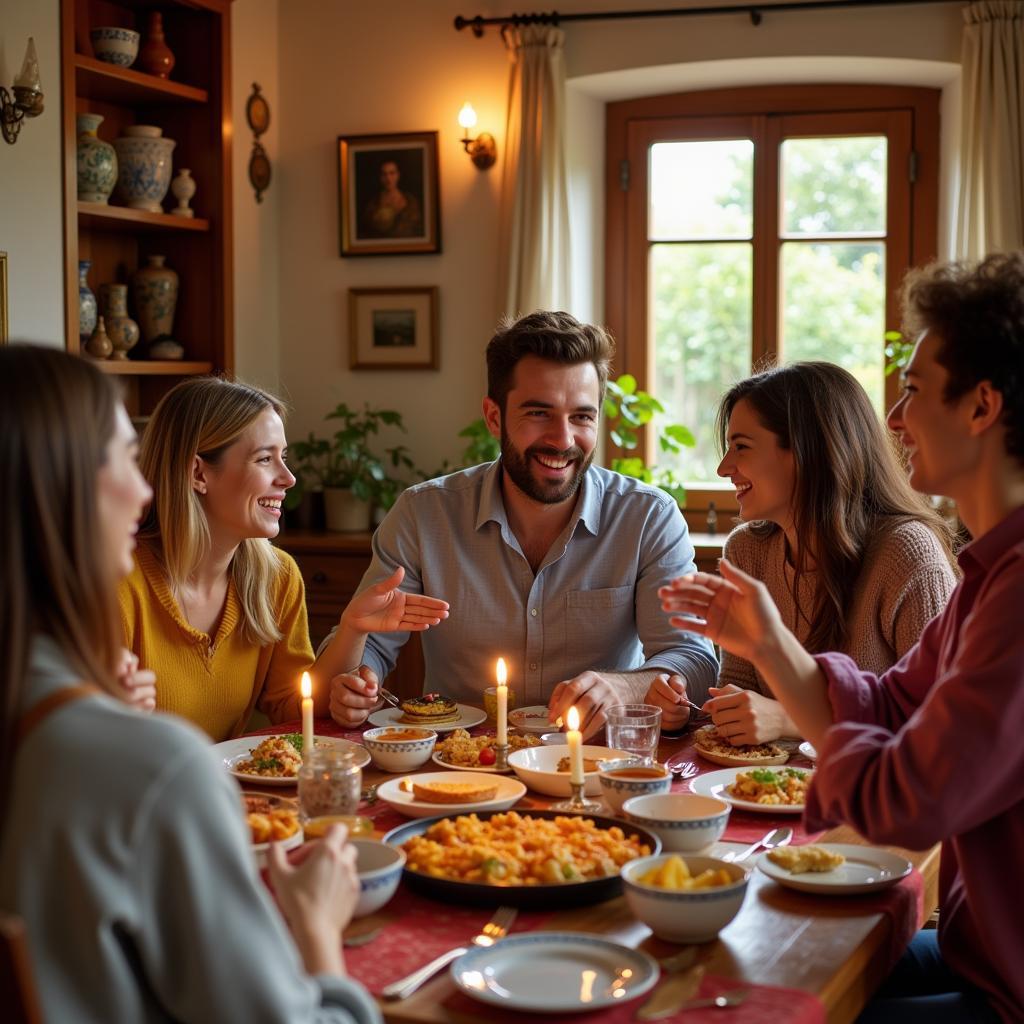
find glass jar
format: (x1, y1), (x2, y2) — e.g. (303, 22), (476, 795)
(297, 748), (362, 822)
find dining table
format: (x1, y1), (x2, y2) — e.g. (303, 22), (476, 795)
(240, 714), (940, 1024)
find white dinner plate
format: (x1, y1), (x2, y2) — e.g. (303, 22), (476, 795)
(757, 843), (913, 895)
(798, 741), (818, 761)
(215, 735), (370, 787)
(367, 704), (486, 733)
(690, 766), (812, 815)
(451, 932), (658, 1013)
(430, 752), (512, 774)
(508, 705), (554, 734)
(376, 771), (526, 818)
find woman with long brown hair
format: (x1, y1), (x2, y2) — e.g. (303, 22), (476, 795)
(0, 345), (380, 1022)
(648, 361), (957, 741)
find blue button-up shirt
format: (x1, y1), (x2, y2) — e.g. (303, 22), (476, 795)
(328, 460), (717, 706)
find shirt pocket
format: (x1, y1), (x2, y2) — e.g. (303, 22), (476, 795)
(562, 585), (638, 670)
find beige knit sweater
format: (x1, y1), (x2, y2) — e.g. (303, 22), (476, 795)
(720, 519), (957, 697)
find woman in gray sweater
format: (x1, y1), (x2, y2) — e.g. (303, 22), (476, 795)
(0, 345), (380, 1024)
(648, 361), (957, 742)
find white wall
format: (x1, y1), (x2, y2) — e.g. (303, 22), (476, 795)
(232, 0), (281, 393)
(0, 0), (63, 345)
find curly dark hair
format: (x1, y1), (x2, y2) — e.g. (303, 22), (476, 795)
(486, 311), (615, 413)
(901, 251), (1024, 463)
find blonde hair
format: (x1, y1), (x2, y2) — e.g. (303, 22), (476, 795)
(139, 377), (289, 646)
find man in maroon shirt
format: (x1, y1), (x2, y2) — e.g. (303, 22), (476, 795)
(662, 251), (1024, 1022)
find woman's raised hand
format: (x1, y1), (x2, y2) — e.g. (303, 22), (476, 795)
(340, 565), (449, 635)
(660, 559), (784, 664)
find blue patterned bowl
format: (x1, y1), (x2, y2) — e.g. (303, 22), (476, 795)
(362, 726), (437, 772)
(598, 758), (671, 814)
(623, 792), (730, 852)
(90, 27), (139, 67)
(622, 853), (749, 942)
(352, 839), (405, 917)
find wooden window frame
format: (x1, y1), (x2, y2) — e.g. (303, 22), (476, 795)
(605, 84), (940, 483)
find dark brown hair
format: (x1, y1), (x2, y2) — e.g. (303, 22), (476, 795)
(717, 361), (955, 652)
(0, 345), (123, 824)
(902, 250), (1024, 464)
(486, 311), (615, 412)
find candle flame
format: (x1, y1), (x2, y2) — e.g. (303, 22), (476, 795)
(496, 657), (507, 686)
(300, 672), (311, 700)
(567, 705), (580, 731)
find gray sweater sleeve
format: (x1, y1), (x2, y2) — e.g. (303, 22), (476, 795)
(127, 742), (381, 1024)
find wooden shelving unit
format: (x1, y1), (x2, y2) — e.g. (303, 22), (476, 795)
(61, 0), (232, 414)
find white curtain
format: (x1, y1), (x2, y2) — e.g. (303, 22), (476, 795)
(497, 26), (571, 317)
(955, 1), (1024, 257)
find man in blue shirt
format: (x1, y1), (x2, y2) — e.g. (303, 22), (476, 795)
(320, 311), (716, 738)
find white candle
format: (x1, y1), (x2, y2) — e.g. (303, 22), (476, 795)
(496, 657), (508, 746)
(566, 705), (584, 786)
(300, 672), (314, 757)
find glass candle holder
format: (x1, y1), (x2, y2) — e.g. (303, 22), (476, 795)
(297, 748), (362, 823)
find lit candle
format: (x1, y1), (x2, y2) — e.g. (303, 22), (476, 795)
(496, 657), (508, 746)
(300, 672), (314, 757)
(566, 705), (584, 786)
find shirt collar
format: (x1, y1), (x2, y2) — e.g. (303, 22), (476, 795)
(957, 503), (1024, 575)
(474, 460), (602, 538)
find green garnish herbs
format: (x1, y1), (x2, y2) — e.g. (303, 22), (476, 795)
(254, 758), (282, 771)
(283, 732), (303, 752)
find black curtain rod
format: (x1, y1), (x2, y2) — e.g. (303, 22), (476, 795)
(454, 0), (961, 36)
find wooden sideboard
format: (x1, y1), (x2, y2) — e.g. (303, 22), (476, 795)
(275, 528), (725, 702)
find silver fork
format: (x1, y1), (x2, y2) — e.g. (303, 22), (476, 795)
(380, 905), (517, 1001)
(377, 686), (402, 710)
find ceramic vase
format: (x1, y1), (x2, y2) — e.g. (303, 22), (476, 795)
(114, 126), (175, 212)
(170, 168), (196, 217)
(78, 260), (98, 343)
(86, 316), (113, 359)
(132, 255), (179, 348)
(76, 113), (117, 204)
(100, 284), (140, 360)
(138, 12), (175, 78)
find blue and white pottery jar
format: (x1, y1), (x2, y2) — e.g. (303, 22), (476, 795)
(114, 125), (175, 212)
(76, 113), (117, 204)
(131, 255), (178, 346)
(78, 260), (98, 343)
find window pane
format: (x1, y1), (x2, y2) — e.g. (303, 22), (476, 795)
(781, 136), (886, 236)
(649, 140), (754, 240)
(780, 241), (885, 411)
(650, 242), (752, 481)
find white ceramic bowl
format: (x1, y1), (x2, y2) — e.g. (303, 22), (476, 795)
(622, 853), (749, 943)
(507, 744), (631, 797)
(90, 27), (140, 67)
(623, 793), (730, 852)
(598, 758), (671, 814)
(244, 792), (303, 868)
(362, 726), (437, 772)
(352, 838), (405, 917)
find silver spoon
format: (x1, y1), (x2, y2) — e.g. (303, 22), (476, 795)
(678, 989), (749, 1011)
(723, 826), (792, 863)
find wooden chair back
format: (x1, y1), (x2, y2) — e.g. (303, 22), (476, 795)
(0, 914), (43, 1024)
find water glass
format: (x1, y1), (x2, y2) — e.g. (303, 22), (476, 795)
(605, 704), (663, 765)
(297, 748), (362, 824)
(483, 685), (518, 722)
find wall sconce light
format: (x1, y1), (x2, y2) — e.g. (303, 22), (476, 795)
(458, 102), (496, 170)
(1, 37), (45, 146)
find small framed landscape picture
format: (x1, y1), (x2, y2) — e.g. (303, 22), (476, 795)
(349, 286), (438, 370)
(338, 131), (440, 256)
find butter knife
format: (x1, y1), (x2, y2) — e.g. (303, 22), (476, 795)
(635, 963), (705, 1021)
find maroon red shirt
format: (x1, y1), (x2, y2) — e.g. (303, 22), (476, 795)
(806, 505), (1024, 1022)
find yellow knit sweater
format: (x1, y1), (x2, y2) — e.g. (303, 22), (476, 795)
(118, 542), (315, 741)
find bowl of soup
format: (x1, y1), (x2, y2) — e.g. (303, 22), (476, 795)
(598, 758), (671, 813)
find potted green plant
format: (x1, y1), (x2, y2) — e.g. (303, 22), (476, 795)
(603, 374), (694, 505)
(303, 403), (411, 532)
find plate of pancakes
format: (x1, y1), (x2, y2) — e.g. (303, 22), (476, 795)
(368, 693), (486, 733)
(692, 724), (790, 767)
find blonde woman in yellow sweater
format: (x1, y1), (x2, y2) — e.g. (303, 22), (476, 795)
(648, 362), (957, 743)
(119, 377), (447, 741)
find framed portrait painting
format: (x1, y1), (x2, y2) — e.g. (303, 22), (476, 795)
(349, 287), (438, 370)
(338, 131), (440, 256)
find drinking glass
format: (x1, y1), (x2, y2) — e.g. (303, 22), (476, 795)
(604, 704), (663, 765)
(483, 685), (518, 722)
